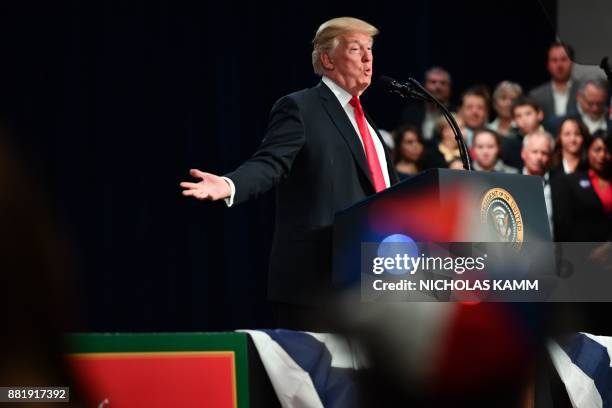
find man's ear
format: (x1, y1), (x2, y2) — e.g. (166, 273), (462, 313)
(537, 110), (544, 123)
(321, 52), (334, 71)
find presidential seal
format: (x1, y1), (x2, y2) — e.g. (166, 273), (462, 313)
(480, 188), (523, 248)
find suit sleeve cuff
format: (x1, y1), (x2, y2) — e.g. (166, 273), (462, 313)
(221, 176), (236, 207)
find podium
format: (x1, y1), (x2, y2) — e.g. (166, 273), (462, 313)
(332, 168), (551, 290)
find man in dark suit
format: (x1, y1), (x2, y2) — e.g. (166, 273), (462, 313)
(180, 17), (398, 328)
(529, 42), (579, 132)
(519, 130), (557, 238)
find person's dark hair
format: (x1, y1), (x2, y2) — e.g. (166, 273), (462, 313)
(424, 66), (451, 84)
(511, 96), (542, 116)
(548, 41), (575, 61)
(585, 130), (612, 176)
(393, 125), (425, 165)
(585, 129), (612, 150)
(461, 85), (491, 107)
(472, 128), (501, 149)
(578, 78), (609, 94)
(552, 117), (590, 168)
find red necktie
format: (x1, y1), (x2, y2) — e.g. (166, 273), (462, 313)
(349, 95), (387, 192)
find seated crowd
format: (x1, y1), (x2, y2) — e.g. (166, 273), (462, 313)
(391, 42), (612, 242)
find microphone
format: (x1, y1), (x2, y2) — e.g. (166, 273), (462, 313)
(378, 75), (472, 171)
(378, 76), (428, 101)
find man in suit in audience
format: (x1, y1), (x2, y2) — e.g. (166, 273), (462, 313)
(529, 42), (579, 132)
(459, 86), (490, 147)
(520, 130), (557, 239)
(574, 79), (611, 134)
(180, 17), (398, 329)
(399, 66), (454, 141)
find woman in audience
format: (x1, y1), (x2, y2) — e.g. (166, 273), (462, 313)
(555, 130), (612, 242)
(394, 125), (426, 178)
(488, 81), (523, 137)
(436, 114), (468, 165)
(393, 125), (445, 179)
(551, 117), (589, 175)
(471, 128), (518, 173)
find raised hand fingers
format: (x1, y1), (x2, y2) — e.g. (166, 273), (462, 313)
(182, 189), (212, 200)
(189, 168), (208, 180)
(180, 181), (201, 189)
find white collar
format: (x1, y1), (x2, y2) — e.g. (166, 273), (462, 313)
(322, 76), (354, 107)
(522, 167), (550, 181)
(551, 79), (572, 94)
(577, 104), (606, 125)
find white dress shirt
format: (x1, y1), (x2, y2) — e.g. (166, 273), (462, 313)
(552, 80), (572, 117)
(223, 77), (390, 207)
(321, 76), (391, 188)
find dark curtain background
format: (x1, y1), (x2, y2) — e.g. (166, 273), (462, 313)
(0, 0), (556, 331)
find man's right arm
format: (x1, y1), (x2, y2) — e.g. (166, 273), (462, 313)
(223, 95), (306, 206)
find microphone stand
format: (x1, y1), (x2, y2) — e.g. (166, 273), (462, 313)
(389, 78), (472, 171)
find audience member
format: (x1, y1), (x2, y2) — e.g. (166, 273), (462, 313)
(555, 130), (612, 241)
(529, 42), (579, 131)
(436, 113), (467, 164)
(393, 125), (446, 179)
(551, 117), (589, 175)
(471, 128), (518, 173)
(393, 126), (426, 178)
(574, 79), (611, 134)
(513, 96), (545, 136)
(499, 96), (545, 169)
(489, 81), (523, 137)
(459, 86), (490, 146)
(399, 67), (454, 141)
(521, 130), (556, 237)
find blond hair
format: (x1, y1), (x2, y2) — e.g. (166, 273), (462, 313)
(311, 17), (379, 76)
(435, 112), (464, 134)
(492, 81), (523, 102)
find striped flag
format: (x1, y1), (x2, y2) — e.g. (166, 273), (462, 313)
(549, 332), (612, 408)
(239, 329), (360, 408)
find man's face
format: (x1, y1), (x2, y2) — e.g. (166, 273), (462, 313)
(513, 105), (543, 135)
(577, 83), (607, 121)
(547, 46), (572, 83)
(425, 71), (451, 103)
(460, 95), (487, 129)
(324, 32), (373, 95)
(521, 135), (551, 176)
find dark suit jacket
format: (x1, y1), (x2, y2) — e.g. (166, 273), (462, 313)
(225, 82), (399, 304)
(553, 171), (612, 242)
(529, 81), (579, 133)
(500, 132), (524, 170)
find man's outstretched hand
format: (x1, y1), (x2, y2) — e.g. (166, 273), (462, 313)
(180, 169), (231, 201)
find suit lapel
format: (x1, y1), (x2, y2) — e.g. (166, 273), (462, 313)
(544, 83), (555, 116)
(567, 81), (579, 115)
(317, 82), (374, 188)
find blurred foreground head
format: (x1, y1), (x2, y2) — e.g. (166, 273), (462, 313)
(0, 128), (80, 406)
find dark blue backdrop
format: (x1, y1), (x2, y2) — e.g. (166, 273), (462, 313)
(1, 0), (556, 331)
